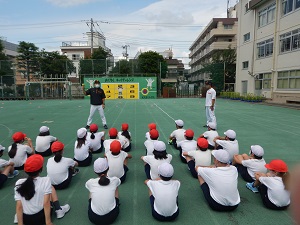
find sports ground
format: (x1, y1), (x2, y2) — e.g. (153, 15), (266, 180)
(0, 98), (298, 225)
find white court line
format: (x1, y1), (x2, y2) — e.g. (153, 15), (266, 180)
(0, 124), (13, 143)
(153, 103), (175, 121)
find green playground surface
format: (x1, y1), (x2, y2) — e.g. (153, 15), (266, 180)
(0, 98), (298, 225)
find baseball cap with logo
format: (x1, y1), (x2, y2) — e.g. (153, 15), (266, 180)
(185, 129), (194, 138)
(94, 158), (109, 173)
(148, 123), (156, 130)
(109, 128), (118, 137)
(224, 129), (236, 139)
(0, 145), (5, 151)
(24, 155), (44, 173)
(39, 126), (49, 133)
(154, 141), (166, 152)
(212, 150), (230, 164)
(121, 123), (129, 131)
(12, 132), (26, 142)
(90, 124), (98, 132)
(175, 119), (184, 127)
(77, 128), (87, 138)
(51, 141), (64, 152)
(150, 129), (159, 139)
(207, 122), (217, 130)
(110, 140), (121, 154)
(197, 138), (209, 149)
(265, 159), (288, 173)
(250, 145), (264, 157)
(158, 163), (174, 177)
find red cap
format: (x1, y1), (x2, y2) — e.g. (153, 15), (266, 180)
(51, 141), (64, 152)
(197, 138), (208, 149)
(110, 140), (121, 154)
(90, 124), (98, 132)
(265, 159), (288, 173)
(121, 123), (129, 131)
(150, 129), (159, 139)
(185, 129), (194, 138)
(12, 132), (26, 142)
(109, 128), (118, 137)
(24, 155), (44, 173)
(148, 123), (156, 130)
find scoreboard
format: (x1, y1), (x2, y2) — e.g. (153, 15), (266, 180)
(101, 83), (139, 99)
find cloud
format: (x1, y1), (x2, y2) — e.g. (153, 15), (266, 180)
(46, 0), (100, 7)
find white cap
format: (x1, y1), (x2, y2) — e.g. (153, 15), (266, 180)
(224, 129), (236, 139)
(158, 163), (174, 177)
(94, 158), (109, 173)
(251, 145), (264, 157)
(208, 122), (217, 130)
(0, 145), (5, 151)
(77, 128), (87, 138)
(39, 126), (49, 133)
(175, 119), (184, 127)
(154, 141), (166, 152)
(212, 150), (230, 164)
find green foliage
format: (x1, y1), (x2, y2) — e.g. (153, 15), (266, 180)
(220, 92), (266, 102)
(111, 59), (132, 74)
(137, 51), (166, 77)
(0, 40), (8, 60)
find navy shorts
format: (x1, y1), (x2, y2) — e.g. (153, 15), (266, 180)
(235, 164), (254, 182)
(0, 174), (8, 189)
(149, 195), (179, 221)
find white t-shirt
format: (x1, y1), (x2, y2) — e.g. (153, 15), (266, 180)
(188, 150), (212, 166)
(118, 134), (130, 149)
(145, 132), (151, 140)
(205, 88), (216, 106)
(241, 158), (267, 180)
(170, 129), (186, 143)
(104, 139), (124, 154)
(74, 141), (91, 161)
(144, 139), (158, 156)
(86, 131), (105, 152)
(142, 155), (173, 180)
(14, 177), (52, 215)
(177, 140), (197, 159)
(259, 176), (290, 207)
(106, 151), (128, 178)
(197, 166), (240, 206)
(147, 180), (180, 216)
(215, 140), (239, 161)
(0, 158), (9, 168)
(85, 177), (121, 216)
(35, 135), (56, 153)
(8, 144), (33, 167)
(46, 157), (76, 185)
(203, 130), (219, 147)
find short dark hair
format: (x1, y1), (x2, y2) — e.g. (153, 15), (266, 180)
(160, 175), (172, 181)
(186, 136), (193, 141)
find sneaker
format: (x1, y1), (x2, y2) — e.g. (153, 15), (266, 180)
(168, 140), (173, 145)
(246, 182), (259, 193)
(203, 125), (208, 127)
(14, 214), (17, 224)
(8, 170), (19, 179)
(56, 204), (70, 219)
(103, 124), (108, 129)
(85, 125), (90, 129)
(72, 168), (80, 177)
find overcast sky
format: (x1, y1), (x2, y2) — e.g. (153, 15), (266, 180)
(0, 0), (234, 65)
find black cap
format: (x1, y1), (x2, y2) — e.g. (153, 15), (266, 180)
(205, 81), (212, 86)
(94, 80), (100, 84)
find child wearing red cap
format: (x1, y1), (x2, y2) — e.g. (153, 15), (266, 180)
(8, 132), (34, 170)
(105, 140), (132, 183)
(0, 145), (19, 188)
(145, 123), (156, 140)
(86, 158), (121, 224)
(118, 123), (132, 152)
(35, 126), (57, 157)
(144, 129), (159, 156)
(250, 159), (290, 210)
(47, 141), (79, 190)
(183, 138), (211, 178)
(14, 154), (70, 225)
(74, 128), (93, 167)
(86, 124), (105, 154)
(104, 128), (124, 154)
(177, 129), (197, 163)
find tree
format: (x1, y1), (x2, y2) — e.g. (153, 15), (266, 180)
(17, 41), (40, 81)
(0, 40), (13, 85)
(137, 51), (167, 77)
(111, 59), (131, 74)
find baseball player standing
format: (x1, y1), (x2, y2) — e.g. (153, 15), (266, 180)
(82, 80), (108, 129)
(204, 81), (216, 127)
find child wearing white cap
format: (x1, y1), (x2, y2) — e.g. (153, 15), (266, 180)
(213, 129), (239, 163)
(86, 124), (105, 154)
(141, 141), (173, 180)
(196, 150), (240, 211)
(0, 145), (19, 188)
(85, 158), (121, 224)
(199, 122), (218, 150)
(144, 129), (159, 156)
(176, 129), (197, 164)
(168, 120), (186, 149)
(233, 145), (267, 187)
(145, 163), (180, 221)
(74, 128), (93, 167)
(35, 126), (57, 157)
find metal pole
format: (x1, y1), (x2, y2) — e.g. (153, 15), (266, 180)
(159, 62), (162, 97)
(91, 18), (94, 55)
(223, 61), (226, 91)
(1, 76), (3, 97)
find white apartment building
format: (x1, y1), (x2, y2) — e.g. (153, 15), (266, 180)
(189, 17), (238, 86)
(236, 0), (300, 103)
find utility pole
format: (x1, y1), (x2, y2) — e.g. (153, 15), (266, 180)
(86, 18), (95, 55)
(227, 0), (230, 18)
(122, 45), (130, 60)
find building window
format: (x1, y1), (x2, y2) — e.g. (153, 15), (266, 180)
(244, 32), (250, 42)
(278, 70), (300, 89)
(282, 0), (300, 15)
(72, 54), (80, 61)
(224, 24), (233, 29)
(280, 28), (300, 53)
(242, 61), (249, 69)
(255, 73), (272, 90)
(257, 38), (274, 58)
(258, 3), (276, 27)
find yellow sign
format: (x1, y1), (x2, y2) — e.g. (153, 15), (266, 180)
(102, 83), (139, 99)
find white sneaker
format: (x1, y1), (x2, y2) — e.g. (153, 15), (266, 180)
(14, 214), (18, 223)
(55, 204), (70, 219)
